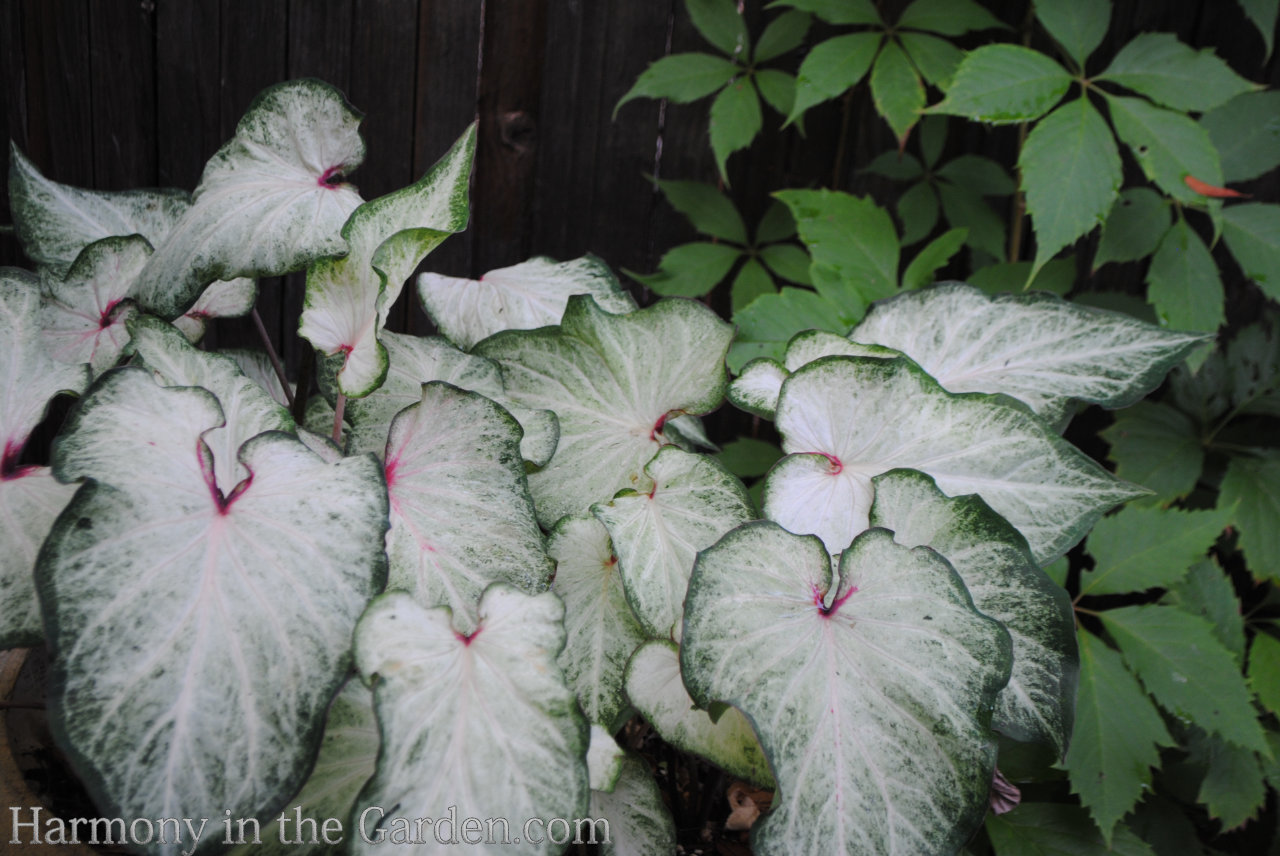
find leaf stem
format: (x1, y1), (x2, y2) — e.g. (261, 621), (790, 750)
(251, 308), (295, 407)
(332, 392), (347, 447)
(291, 345), (315, 425)
(1007, 4), (1036, 268)
(831, 88), (855, 189)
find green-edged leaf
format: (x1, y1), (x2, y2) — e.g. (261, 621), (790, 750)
(1191, 731), (1268, 828)
(351, 588), (588, 856)
(937, 155), (1017, 196)
(785, 330), (898, 370)
(382, 382), (552, 635)
(630, 242), (742, 297)
(1223, 203), (1280, 302)
(656, 179), (749, 244)
(1020, 98), (1121, 282)
(133, 80), (365, 318)
(850, 282), (1205, 426)
(1101, 605), (1268, 752)
(871, 469), (1078, 753)
(777, 188), (899, 303)
(871, 39), (925, 144)
(172, 276), (257, 343)
(902, 228), (967, 289)
(1033, 0), (1111, 69)
(897, 0), (1008, 36)
(710, 77), (763, 180)
(548, 514), (647, 729)
(898, 182), (940, 246)
(754, 9), (811, 63)
(930, 45), (1072, 123)
(1147, 218), (1225, 332)
(1106, 94), (1223, 205)
(1170, 558), (1246, 662)
(1202, 91), (1280, 182)
(1100, 401), (1204, 505)
(420, 254), (635, 351)
(592, 447), (752, 640)
(899, 31), (965, 90)
(682, 524), (1011, 856)
(228, 680), (378, 856)
(731, 258), (777, 310)
(788, 32), (882, 124)
(40, 368), (387, 846)
(7, 143), (192, 279)
(587, 724), (626, 793)
(1078, 504), (1229, 597)
(1094, 188), (1172, 269)
(1221, 454), (1280, 581)
(716, 437), (783, 478)
(937, 181), (1007, 259)
(615, 53), (739, 114)
(300, 123), (475, 398)
(765, 355), (1144, 561)
(686, 0), (748, 57)
(1249, 631), (1280, 714)
(625, 640), (773, 786)
(1099, 33), (1257, 113)
(38, 235), (145, 376)
(1064, 630), (1174, 843)
(588, 753), (676, 856)
(476, 296), (733, 526)
(727, 358), (789, 418)
(225, 348), (291, 408)
(987, 803), (1156, 855)
(0, 467), (76, 647)
(772, 0), (881, 25)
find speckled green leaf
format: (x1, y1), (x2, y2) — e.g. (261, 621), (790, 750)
(0, 467), (76, 647)
(172, 276), (257, 343)
(588, 753), (676, 856)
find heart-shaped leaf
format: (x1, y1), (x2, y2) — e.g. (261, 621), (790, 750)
(418, 255), (636, 351)
(475, 296), (734, 527)
(351, 587), (588, 856)
(682, 523), (1011, 856)
(39, 236), (146, 376)
(588, 753), (676, 856)
(727, 332), (894, 419)
(39, 367), (388, 846)
(133, 80), (367, 319)
(0, 467), (76, 647)
(300, 123), (475, 398)
(173, 277), (258, 343)
(382, 382), (552, 635)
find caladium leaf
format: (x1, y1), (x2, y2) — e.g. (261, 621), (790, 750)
(681, 523), (1011, 856)
(173, 277), (258, 343)
(475, 295), (734, 527)
(351, 587), (588, 856)
(848, 282), (1207, 426)
(418, 255), (636, 351)
(587, 724), (627, 792)
(764, 356), (1145, 562)
(38, 236), (146, 376)
(39, 367), (388, 847)
(588, 753), (676, 856)
(728, 358), (789, 417)
(869, 469), (1078, 754)
(133, 80), (366, 319)
(624, 640), (773, 787)
(592, 447), (753, 641)
(728, 334), (895, 419)
(548, 514), (647, 729)
(0, 467), (76, 647)
(224, 348), (292, 408)
(300, 123), (475, 398)
(382, 381), (552, 636)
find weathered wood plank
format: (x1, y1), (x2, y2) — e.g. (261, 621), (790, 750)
(287, 0), (353, 90)
(155, 0), (221, 191)
(20, 0), (93, 187)
(88, 1), (157, 189)
(1, 0), (29, 266)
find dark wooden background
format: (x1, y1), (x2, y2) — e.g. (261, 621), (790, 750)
(2, 0), (1278, 368)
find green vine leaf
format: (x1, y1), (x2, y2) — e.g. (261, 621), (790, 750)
(1170, 558), (1246, 663)
(898, 32), (965, 89)
(1093, 188), (1171, 270)
(787, 32), (882, 125)
(1098, 32), (1258, 113)
(929, 45), (1072, 123)
(1100, 401), (1204, 506)
(655, 179), (749, 244)
(772, 0), (882, 26)
(1201, 91), (1280, 181)
(1221, 453), (1280, 581)
(1032, 0), (1111, 69)
(870, 39), (925, 145)
(686, 0), (748, 58)
(1146, 218), (1225, 332)
(1222, 202), (1280, 302)
(987, 803), (1156, 855)
(901, 228), (967, 290)
(631, 242), (743, 298)
(1248, 631), (1280, 714)
(1078, 504), (1231, 597)
(896, 0), (1008, 36)
(777, 189), (899, 308)
(615, 53), (739, 114)
(710, 77), (764, 181)
(1238, 0), (1279, 59)
(1105, 94), (1223, 206)
(753, 9), (812, 63)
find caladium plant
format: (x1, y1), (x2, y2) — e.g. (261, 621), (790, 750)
(2, 77), (1204, 856)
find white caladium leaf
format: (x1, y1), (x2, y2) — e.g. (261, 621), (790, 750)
(870, 469), (1079, 754)
(588, 753), (676, 856)
(766, 356), (1145, 562)
(336, 331), (557, 465)
(8, 142), (192, 278)
(592, 447), (753, 641)
(548, 514), (647, 729)
(418, 254), (636, 350)
(662, 412), (717, 452)
(352, 587), (588, 856)
(224, 347), (292, 407)
(134, 80), (366, 319)
(849, 282), (1208, 426)
(587, 724), (627, 792)
(0, 467), (76, 646)
(624, 640), (773, 788)
(384, 382), (552, 635)
(300, 124), (475, 398)
(173, 277), (258, 343)
(230, 680), (379, 856)
(128, 316), (294, 490)
(728, 358), (789, 418)
(784, 329), (896, 370)
(682, 523), (1012, 856)
(39, 236), (146, 376)
(476, 295), (734, 526)
(39, 367), (388, 848)
(729, 333), (896, 419)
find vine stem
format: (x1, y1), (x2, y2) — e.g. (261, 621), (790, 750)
(332, 392), (347, 447)
(1008, 4), (1037, 269)
(250, 308), (295, 407)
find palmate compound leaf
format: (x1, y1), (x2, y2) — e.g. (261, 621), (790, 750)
(624, 640), (774, 787)
(133, 80), (367, 319)
(592, 447), (753, 641)
(418, 255), (636, 351)
(681, 523), (1012, 856)
(38, 367), (388, 851)
(382, 381), (553, 637)
(764, 355), (1145, 563)
(548, 515), (647, 729)
(300, 123), (476, 398)
(351, 587), (588, 856)
(475, 295), (734, 527)
(869, 469), (1078, 754)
